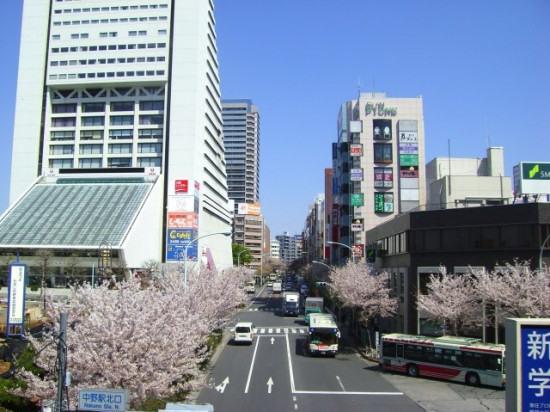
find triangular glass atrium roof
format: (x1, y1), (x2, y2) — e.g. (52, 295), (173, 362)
(0, 179), (154, 248)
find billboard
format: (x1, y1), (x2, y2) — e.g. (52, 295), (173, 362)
(514, 162), (550, 194)
(167, 195), (198, 213)
(350, 144), (363, 156)
(350, 169), (363, 181)
(237, 203), (261, 216)
(167, 212), (198, 229)
(166, 228), (198, 261)
(375, 192), (394, 213)
(350, 193), (364, 207)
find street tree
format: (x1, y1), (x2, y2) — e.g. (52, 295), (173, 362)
(232, 243), (251, 266)
(13, 263), (249, 409)
(32, 249), (54, 293)
(327, 262), (397, 345)
(416, 267), (479, 335)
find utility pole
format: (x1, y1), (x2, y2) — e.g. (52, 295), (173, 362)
(56, 313), (67, 412)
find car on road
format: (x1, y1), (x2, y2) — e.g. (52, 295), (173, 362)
(233, 322), (255, 345)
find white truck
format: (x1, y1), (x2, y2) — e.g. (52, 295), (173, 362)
(304, 297), (324, 325)
(308, 313), (340, 357)
(282, 291), (300, 316)
(272, 281), (282, 294)
(244, 280), (256, 294)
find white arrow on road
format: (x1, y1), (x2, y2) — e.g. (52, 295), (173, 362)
(215, 377), (229, 393)
(267, 377), (274, 394)
(270, 337), (275, 345)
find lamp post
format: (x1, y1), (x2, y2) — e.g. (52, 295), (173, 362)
(237, 249), (247, 267)
(539, 234), (550, 270)
(327, 240), (355, 263)
(183, 231), (232, 290)
(312, 260), (331, 270)
(87, 253), (95, 288)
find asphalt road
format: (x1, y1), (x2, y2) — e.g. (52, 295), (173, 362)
(194, 284), (506, 411)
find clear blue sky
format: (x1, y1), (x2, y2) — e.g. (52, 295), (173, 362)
(1, 1), (549, 238)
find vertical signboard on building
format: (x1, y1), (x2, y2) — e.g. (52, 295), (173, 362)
(7, 263), (27, 337)
(506, 318), (550, 412)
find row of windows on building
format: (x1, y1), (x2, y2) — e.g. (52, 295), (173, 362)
(51, 115), (164, 127)
(53, 101), (164, 113)
(49, 157), (162, 169)
(51, 56), (165, 68)
(54, 3), (168, 13)
(51, 42), (166, 54)
(50, 143), (162, 155)
(49, 70), (165, 81)
(52, 16), (168, 27)
(51, 128), (162, 141)
(53, 30), (167, 41)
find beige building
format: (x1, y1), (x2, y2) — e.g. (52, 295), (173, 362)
(426, 147), (512, 210)
(233, 213), (264, 271)
(330, 92), (425, 263)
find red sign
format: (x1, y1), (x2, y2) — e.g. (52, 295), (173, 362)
(352, 244), (364, 258)
(175, 180), (189, 194)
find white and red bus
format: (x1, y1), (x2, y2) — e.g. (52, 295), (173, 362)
(379, 333), (505, 388)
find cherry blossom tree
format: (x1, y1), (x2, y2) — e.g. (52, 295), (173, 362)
(327, 262), (398, 327)
(416, 267), (479, 336)
(13, 263), (248, 409)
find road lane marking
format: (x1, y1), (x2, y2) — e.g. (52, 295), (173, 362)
(292, 391), (404, 395)
(244, 336), (261, 394)
(267, 377), (274, 393)
(215, 377), (229, 393)
(285, 332), (297, 393)
(336, 376), (345, 391)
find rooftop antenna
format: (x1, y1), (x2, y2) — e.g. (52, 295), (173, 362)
(357, 76), (361, 98)
(372, 77), (376, 97)
(485, 116), (491, 147)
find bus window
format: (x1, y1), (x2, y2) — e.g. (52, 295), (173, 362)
(382, 341), (396, 357)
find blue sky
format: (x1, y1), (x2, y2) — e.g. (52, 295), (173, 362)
(1, 1), (549, 238)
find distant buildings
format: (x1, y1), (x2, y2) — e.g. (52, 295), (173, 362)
(0, 0), (233, 284)
(276, 232), (298, 264)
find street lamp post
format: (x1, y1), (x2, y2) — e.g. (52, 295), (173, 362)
(312, 260), (331, 270)
(184, 231), (232, 291)
(237, 249), (247, 267)
(327, 240), (355, 263)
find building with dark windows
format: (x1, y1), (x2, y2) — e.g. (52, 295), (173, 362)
(221, 99), (260, 214)
(0, 0), (232, 285)
(365, 202), (550, 336)
(329, 92), (425, 264)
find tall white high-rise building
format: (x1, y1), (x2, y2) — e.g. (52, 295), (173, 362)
(0, 0), (232, 282)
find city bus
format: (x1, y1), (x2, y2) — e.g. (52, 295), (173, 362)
(379, 333), (505, 388)
(308, 313), (340, 357)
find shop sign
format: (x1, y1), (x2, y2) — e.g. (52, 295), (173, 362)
(350, 193), (364, 207)
(399, 154), (418, 167)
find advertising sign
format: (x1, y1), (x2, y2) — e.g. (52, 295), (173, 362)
(166, 229), (198, 261)
(400, 166), (419, 178)
(237, 203), (261, 216)
(350, 144), (363, 156)
(514, 162), (550, 194)
(175, 179), (189, 194)
(399, 154), (418, 167)
(78, 388), (129, 411)
(520, 325), (550, 411)
(399, 143), (418, 154)
(351, 222), (363, 232)
(167, 212), (198, 229)
(7, 264), (26, 328)
(350, 193), (364, 207)
(167, 195), (198, 213)
(350, 169), (363, 181)
(506, 318), (550, 412)
(352, 244), (364, 258)
(399, 131), (418, 143)
(375, 193), (394, 213)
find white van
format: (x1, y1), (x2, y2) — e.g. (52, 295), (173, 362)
(233, 322), (255, 345)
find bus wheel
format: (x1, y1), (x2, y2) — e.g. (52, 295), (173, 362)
(407, 364), (419, 377)
(466, 372), (480, 386)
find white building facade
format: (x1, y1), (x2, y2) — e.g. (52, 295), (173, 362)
(3, 0), (232, 275)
